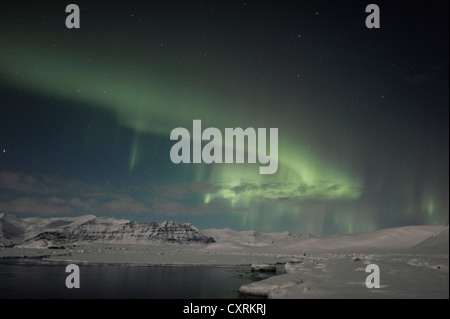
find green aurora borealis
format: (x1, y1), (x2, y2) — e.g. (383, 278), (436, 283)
(0, 1), (448, 235)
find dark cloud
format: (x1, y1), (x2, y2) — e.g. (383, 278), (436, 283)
(0, 171), (149, 216)
(0, 196), (74, 215)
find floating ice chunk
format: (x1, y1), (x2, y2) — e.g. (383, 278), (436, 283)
(251, 263), (276, 272)
(285, 262), (303, 274)
(239, 274), (302, 297)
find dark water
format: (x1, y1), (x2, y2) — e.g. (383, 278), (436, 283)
(0, 261), (273, 299)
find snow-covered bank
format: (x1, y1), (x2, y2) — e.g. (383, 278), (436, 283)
(236, 226), (449, 299)
(0, 243), (283, 267)
(240, 252), (449, 299)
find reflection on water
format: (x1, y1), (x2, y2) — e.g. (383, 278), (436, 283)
(0, 261), (274, 299)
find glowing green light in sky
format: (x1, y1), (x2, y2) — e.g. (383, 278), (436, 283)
(426, 197), (434, 216)
(0, 31), (376, 234)
(129, 133), (141, 171)
(0, 37), (362, 191)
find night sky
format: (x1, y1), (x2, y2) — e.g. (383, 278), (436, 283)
(0, 1), (448, 235)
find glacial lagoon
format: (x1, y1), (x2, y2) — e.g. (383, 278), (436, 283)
(0, 261), (272, 299)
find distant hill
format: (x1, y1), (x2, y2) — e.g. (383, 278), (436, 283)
(203, 225), (448, 253)
(1, 213), (447, 252)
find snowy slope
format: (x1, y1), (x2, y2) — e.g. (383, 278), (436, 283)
(263, 225), (447, 253)
(409, 226), (449, 254)
(0, 213), (26, 245)
(201, 225), (447, 254)
(202, 228), (291, 247)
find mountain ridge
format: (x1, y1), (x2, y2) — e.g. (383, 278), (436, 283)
(0, 213), (215, 247)
(1, 214), (447, 252)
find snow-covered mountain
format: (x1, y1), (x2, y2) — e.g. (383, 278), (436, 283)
(0, 213), (215, 247)
(1, 213), (447, 252)
(265, 225), (448, 252)
(202, 225), (448, 253)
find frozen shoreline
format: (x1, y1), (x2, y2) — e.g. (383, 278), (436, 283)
(1, 243), (448, 299)
(1, 224), (448, 298)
